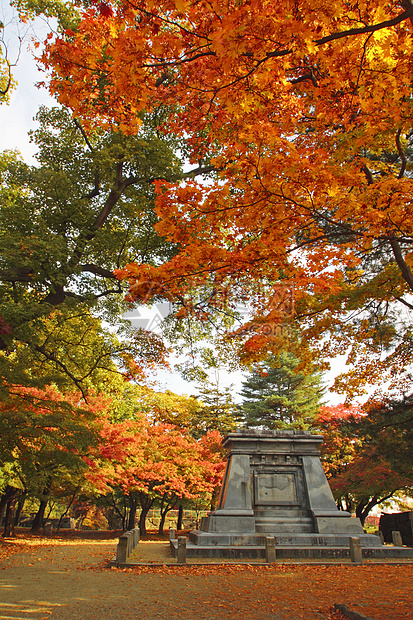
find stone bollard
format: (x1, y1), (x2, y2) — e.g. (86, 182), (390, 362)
(349, 537), (362, 564)
(200, 516), (208, 531)
(374, 530), (385, 544)
(177, 536), (187, 564)
(392, 530), (403, 547)
(132, 527), (140, 547)
(169, 528), (176, 541)
(265, 537), (276, 563)
(116, 534), (129, 563)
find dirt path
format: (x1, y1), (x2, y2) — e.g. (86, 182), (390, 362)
(0, 536), (412, 620)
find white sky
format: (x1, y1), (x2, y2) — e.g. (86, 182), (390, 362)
(0, 3), (347, 405)
(0, 4), (56, 161)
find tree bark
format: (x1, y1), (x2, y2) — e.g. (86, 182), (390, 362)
(14, 495), (26, 526)
(126, 494), (137, 531)
(158, 496), (176, 536)
(138, 493), (154, 536)
(0, 486), (20, 533)
(177, 504), (184, 531)
(3, 490), (19, 537)
(31, 499), (48, 533)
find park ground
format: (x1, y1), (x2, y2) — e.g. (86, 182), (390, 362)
(0, 531), (412, 620)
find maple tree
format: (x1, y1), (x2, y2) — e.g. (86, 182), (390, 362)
(0, 385), (105, 535)
(87, 411), (225, 534)
(316, 403), (413, 524)
(34, 0), (413, 395)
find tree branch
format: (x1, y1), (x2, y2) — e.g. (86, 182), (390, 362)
(395, 128), (407, 179)
(183, 164), (217, 177)
(79, 264), (117, 279)
(362, 164), (374, 185)
(388, 234), (413, 293)
(0, 266), (36, 282)
(315, 8), (413, 46)
(395, 296), (413, 310)
(33, 343), (87, 400)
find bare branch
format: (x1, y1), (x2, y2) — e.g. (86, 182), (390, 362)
(395, 296), (413, 310)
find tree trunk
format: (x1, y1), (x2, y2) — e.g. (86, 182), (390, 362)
(0, 489), (11, 527)
(31, 499), (48, 533)
(57, 490), (77, 530)
(0, 486), (20, 534)
(126, 494), (137, 531)
(177, 504), (184, 531)
(158, 496), (176, 536)
(356, 492), (395, 527)
(138, 493), (154, 536)
(14, 495), (26, 526)
(3, 491), (19, 537)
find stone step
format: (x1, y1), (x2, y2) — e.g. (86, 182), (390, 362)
(256, 523), (314, 533)
(254, 509), (312, 518)
(255, 514), (314, 533)
(171, 539), (413, 560)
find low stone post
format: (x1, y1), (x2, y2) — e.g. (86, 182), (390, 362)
(349, 537), (362, 564)
(169, 528), (176, 541)
(200, 516), (208, 531)
(177, 536), (187, 564)
(116, 534), (128, 563)
(392, 530), (403, 547)
(132, 528), (140, 547)
(265, 537), (276, 563)
(374, 530), (384, 544)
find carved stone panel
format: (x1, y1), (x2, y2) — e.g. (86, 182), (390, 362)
(255, 472), (298, 505)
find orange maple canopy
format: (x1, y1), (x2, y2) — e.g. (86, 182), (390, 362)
(41, 1), (413, 389)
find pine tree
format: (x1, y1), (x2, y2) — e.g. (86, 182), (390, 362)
(194, 376), (240, 438)
(240, 351), (324, 430)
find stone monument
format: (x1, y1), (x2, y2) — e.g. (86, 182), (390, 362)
(171, 430), (413, 559)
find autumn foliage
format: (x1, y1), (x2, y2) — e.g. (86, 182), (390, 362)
(316, 403), (413, 523)
(0, 382), (225, 536)
(37, 1), (413, 393)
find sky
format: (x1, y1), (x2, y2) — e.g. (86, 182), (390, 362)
(0, 5), (56, 160)
(0, 3), (346, 404)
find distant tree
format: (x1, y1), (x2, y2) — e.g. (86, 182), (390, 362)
(122, 377), (240, 439)
(0, 385), (103, 535)
(192, 373), (240, 438)
(317, 402), (413, 525)
(239, 350), (324, 430)
(87, 414), (225, 535)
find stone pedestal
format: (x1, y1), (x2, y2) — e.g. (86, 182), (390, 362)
(171, 430), (410, 559)
(201, 430), (365, 538)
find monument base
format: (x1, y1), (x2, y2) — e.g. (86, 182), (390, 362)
(175, 430), (413, 560)
(170, 535), (413, 560)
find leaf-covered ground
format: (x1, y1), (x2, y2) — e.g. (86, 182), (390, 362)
(0, 531), (411, 620)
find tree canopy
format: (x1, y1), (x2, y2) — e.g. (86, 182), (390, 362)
(317, 402), (413, 524)
(0, 103), (188, 398)
(36, 0), (413, 395)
